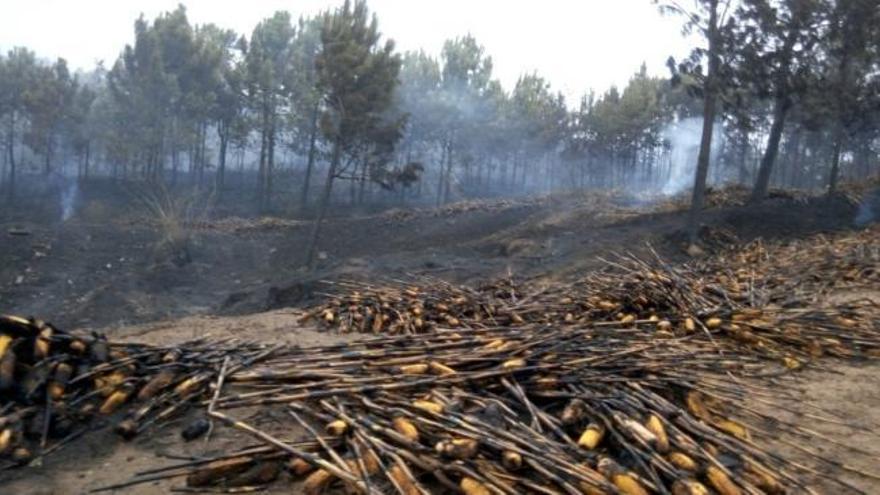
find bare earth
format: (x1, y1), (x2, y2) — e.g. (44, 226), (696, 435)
(1, 187), (878, 493)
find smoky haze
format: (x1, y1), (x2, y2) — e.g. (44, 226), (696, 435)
(0, 0), (692, 103)
(0, 0), (876, 227)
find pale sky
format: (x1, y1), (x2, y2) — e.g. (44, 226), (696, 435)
(0, 0), (694, 103)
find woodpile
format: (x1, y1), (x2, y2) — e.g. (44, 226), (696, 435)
(0, 315), (277, 470)
(307, 226), (880, 365)
(1, 226), (878, 493)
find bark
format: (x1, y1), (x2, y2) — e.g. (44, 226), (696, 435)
(300, 101), (320, 212)
(84, 141), (91, 179)
(266, 109), (276, 210)
(436, 141), (448, 207)
(172, 147), (179, 186)
(856, 140), (871, 179)
(357, 158), (368, 204)
(687, 0), (720, 244)
(217, 121), (228, 190)
(443, 141), (454, 204)
(827, 129), (844, 194)
(257, 106), (268, 205)
(782, 127), (801, 187)
(306, 138), (342, 270)
(43, 135), (53, 176)
(750, 97), (790, 202)
(7, 112), (16, 201)
(198, 121), (208, 188)
(828, 27), (853, 195)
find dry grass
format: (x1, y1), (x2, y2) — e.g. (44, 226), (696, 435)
(131, 184), (215, 266)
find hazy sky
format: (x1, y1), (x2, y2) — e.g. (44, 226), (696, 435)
(0, 0), (694, 103)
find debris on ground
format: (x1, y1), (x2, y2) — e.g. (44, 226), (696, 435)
(1, 227), (878, 493)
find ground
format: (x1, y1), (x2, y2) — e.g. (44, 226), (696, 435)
(1, 182), (878, 493)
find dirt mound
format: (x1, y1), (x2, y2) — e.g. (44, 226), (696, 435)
(221, 280), (318, 315)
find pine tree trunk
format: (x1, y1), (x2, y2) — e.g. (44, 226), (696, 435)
(436, 141), (448, 207)
(783, 127), (800, 187)
(856, 140), (870, 179)
(257, 110), (268, 206)
(266, 133), (275, 209)
(687, 0), (720, 244)
(266, 108), (276, 211)
(443, 143), (454, 204)
(827, 130), (844, 194)
(199, 121), (208, 188)
(750, 97), (790, 203)
(44, 135), (52, 176)
(358, 158), (368, 205)
(306, 139), (341, 270)
(7, 112), (15, 202)
(84, 141), (91, 179)
(300, 101), (320, 212)
(217, 124), (228, 190)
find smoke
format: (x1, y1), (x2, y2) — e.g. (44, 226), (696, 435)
(60, 180), (79, 222)
(660, 117), (725, 196)
(855, 189), (879, 226)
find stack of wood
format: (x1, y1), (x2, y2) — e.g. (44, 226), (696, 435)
(309, 227), (880, 366)
(0, 314), (278, 470)
(105, 313), (878, 494)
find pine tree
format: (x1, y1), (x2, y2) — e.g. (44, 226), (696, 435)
(0, 48), (38, 200)
(738, 0), (824, 202)
(306, 0), (402, 269)
(245, 12), (296, 209)
(658, 0), (739, 243)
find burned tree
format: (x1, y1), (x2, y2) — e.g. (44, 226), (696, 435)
(305, 0), (402, 269)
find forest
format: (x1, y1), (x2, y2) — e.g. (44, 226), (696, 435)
(0, 0), (878, 230)
(0, 0), (880, 201)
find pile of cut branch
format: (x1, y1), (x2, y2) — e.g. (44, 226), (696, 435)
(1, 227), (878, 494)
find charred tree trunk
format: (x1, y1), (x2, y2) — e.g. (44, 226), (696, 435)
(199, 121), (208, 188)
(43, 134), (53, 176)
(6, 112), (16, 202)
(443, 142), (454, 204)
(687, 0), (720, 244)
(357, 158), (368, 205)
(84, 141), (91, 179)
(306, 138), (341, 270)
(266, 108), (277, 211)
(783, 127), (801, 188)
(750, 97), (791, 202)
(436, 141), (448, 207)
(257, 108), (268, 207)
(217, 121), (228, 191)
(827, 130), (844, 194)
(300, 101), (320, 212)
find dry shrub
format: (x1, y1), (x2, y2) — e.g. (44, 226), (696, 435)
(132, 184), (214, 267)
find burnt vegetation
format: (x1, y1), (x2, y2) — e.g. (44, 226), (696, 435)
(1, 1), (880, 494)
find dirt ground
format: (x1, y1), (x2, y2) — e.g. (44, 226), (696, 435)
(1, 183), (862, 331)
(1, 183), (878, 493)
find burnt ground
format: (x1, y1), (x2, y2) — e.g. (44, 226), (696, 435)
(0, 183), (866, 332)
(1, 182), (879, 493)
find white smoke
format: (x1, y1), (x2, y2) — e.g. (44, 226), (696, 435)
(61, 180), (79, 222)
(660, 117), (725, 196)
(855, 189), (879, 226)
